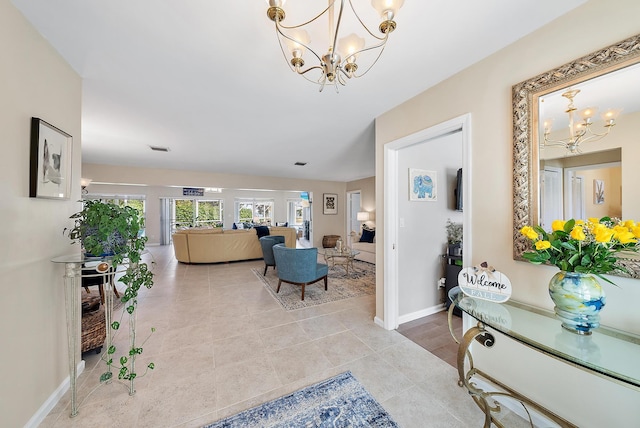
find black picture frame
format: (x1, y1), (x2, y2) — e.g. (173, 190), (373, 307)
(30, 117), (73, 199)
(323, 193), (337, 215)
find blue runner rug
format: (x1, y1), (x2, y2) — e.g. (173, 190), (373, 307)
(203, 371), (399, 427)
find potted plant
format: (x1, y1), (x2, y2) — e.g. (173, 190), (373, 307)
(65, 199), (155, 393)
(520, 217), (639, 334)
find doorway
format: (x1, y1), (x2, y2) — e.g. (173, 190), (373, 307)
(346, 190), (361, 246)
(382, 114), (472, 330)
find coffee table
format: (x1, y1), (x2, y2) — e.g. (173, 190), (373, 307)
(320, 248), (360, 276)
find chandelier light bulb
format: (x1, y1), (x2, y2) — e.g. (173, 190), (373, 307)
(266, 0), (285, 7)
(285, 29), (310, 57)
(338, 33), (365, 64)
(602, 108), (623, 124)
(371, 0), (404, 19)
(578, 106), (598, 122)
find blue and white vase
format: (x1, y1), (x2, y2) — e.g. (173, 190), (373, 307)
(548, 271), (606, 335)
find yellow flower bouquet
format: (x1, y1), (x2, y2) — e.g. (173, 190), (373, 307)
(520, 217), (640, 283)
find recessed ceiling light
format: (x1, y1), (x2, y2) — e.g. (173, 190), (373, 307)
(294, 162), (307, 166)
(150, 146), (170, 152)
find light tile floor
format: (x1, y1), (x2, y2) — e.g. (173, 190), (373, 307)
(42, 245), (528, 427)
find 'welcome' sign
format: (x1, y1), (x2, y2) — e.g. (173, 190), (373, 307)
(457, 262), (512, 303)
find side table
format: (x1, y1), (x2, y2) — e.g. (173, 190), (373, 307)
(51, 254), (119, 417)
(320, 248), (360, 276)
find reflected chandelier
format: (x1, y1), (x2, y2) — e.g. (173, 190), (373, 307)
(542, 88), (621, 154)
(265, 0), (404, 92)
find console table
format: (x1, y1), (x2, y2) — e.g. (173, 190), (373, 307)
(448, 287), (640, 427)
(51, 254), (121, 417)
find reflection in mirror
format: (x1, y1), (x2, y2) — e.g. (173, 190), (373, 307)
(539, 149), (622, 231)
(512, 33), (640, 278)
(536, 62), (640, 230)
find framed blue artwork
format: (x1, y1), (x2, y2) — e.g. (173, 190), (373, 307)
(409, 168), (437, 201)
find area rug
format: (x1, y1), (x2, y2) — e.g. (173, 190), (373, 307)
(252, 260), (375, 311)
(203, 371), (398, 428)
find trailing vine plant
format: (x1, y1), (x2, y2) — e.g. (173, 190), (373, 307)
(66, 200), (155, 393)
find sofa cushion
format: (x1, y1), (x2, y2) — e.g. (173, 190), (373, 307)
(360, 228), (375, 243)
(255, 225), (270, 238)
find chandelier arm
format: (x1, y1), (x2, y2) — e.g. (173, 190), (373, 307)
(347, 0), (388, 41)
(544, 126), (613, 148)
(275, 1), (336, 31)
(275, 20), (323, 64)
(332, 0), (346, 55)
(348, 43), (388, 79)
(275, 32), (298, 74)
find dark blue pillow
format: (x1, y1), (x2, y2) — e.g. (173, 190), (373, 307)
(232, 223), (238, 229)
(255, 226), (270, 238)
(360, 229), (375, 243)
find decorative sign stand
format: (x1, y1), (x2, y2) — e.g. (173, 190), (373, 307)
(457, 262), (512, 303)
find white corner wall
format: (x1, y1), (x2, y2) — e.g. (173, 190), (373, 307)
(0, 1), (82, 426)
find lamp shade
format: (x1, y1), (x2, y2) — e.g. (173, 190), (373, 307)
(357, 211), (370, 221)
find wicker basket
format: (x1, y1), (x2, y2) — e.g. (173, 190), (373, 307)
(81, 296), (106, 354)
(322, 235), (341, 248)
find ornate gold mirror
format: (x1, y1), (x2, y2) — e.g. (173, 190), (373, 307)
(512, 33), (640, 277)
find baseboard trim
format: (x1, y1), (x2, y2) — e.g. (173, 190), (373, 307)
(25, 360), (85, 428)
(397, 304), (444, 325)
(373, 316), (385, 328)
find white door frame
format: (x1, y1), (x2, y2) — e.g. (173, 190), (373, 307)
(382, 114), (472, 330)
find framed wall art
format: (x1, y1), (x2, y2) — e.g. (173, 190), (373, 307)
(409, 168), (437, 201)
(594, 179), (605, 205)
(323, 193), (338, 215)
(30, 117), (73, 199)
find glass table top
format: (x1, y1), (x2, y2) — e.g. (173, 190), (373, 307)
(450, 288), (640, 389)
(320, 248), (360, 257)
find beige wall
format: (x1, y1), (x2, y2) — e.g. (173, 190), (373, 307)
(375, 0), (640, 425)
(82, 163), (347, 249)
(346, 176), (375, 222)
(0, 1), (82, 426)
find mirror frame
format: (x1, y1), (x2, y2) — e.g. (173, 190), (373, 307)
(512, 33), (640, 277)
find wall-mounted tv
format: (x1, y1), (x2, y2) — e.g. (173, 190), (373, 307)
(454, 168), (463, 211)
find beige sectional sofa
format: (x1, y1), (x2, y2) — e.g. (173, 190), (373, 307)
(350, 229), (376, 264)
(172, 226), (297, 263)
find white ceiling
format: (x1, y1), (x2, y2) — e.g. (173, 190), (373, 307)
(12, 0), (586, 183)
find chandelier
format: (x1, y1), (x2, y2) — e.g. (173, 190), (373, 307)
(265, 0), (404, 92)
(542, 88), (621, 154)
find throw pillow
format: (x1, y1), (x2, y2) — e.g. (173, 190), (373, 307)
(255, 225), (270, 238)
(360, 228), (375, 243)
(232, 223), (238, 230)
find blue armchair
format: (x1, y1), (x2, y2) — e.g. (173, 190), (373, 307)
(259, 235), (286, 276)
(272, 244), (329, 300)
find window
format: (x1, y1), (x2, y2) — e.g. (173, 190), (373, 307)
(172, 199), (223, 231)
(287, 199), (304, 226)
(235, 199), (273, 225)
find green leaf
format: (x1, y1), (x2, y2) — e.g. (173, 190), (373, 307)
(563, 219), (575, 233)
(100, 372), (113, 382)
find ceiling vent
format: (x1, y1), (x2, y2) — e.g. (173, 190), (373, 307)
(150, 146), (170, 152)
(294, 162), (307, 166)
